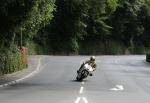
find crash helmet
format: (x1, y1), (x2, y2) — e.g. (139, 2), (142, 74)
(90, 56), (96, 61)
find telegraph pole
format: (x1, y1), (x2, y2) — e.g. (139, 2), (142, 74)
(21, 27), (22, 48)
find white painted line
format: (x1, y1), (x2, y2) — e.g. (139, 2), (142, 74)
(0, 57), (48, 88)
(110, 88), (119, 91)
(116, 85), (124, 90)
(79, 86), (84, 94)
(12, 58), (41, 83)
(82, 82), (85, 85)
(74, 97), (81, 103)
(110, 85), (124, 91)
(82, 97), (89, 103)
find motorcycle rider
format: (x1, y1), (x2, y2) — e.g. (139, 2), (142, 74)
(78, 56), (97, 76)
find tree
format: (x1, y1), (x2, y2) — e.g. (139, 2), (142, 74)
(50, 0), (88, 53)
(0, 0), (55, 48)
(0, 0), (55, 74)
(85, 0), (118, 41)
(110, 0), (145, 52)
(138, 0), (150, 48)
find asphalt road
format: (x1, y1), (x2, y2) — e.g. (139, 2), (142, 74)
(0, 55), (150, 103)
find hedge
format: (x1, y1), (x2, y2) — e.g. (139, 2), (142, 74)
(0, 46), (27, 75)
(146, 53), (150, 63)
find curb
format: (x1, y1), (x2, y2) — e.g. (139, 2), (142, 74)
(144, 60), (150, 65)
(0, 57), (42, 88)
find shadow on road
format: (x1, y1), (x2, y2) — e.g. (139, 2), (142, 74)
(70, 79), (88, 83)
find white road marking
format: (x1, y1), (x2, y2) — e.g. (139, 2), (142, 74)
(110, 88), (119, 91)
(110, 85), (124, 91)
(0, 58), (41, 87)
(12, 57), (41, 83)
(116, 85), (124, 90)
(79, 86), (84, 94)
(82, 82), (85, 85)
(0, 57), (49, 88)
(82, 97), (89, 103)
(74, 97), (81, 103)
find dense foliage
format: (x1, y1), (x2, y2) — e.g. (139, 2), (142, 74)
(49, 0), (88, 54)
(0, 0), (150, 74)
(146, 53), (150, 63)
(47, 0), (149, 54)
(0, 0), (55, 75)
(0, 45), (26, 75)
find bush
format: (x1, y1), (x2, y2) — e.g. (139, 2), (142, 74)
(79, 41), (125, 55)
(26, 41), (50, 55)
(0, 46), (27, 75)
(133, 44), (146, 54)
(146, 53), (150, 63)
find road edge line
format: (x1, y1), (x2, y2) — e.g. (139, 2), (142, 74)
(0, 57), (42, 88)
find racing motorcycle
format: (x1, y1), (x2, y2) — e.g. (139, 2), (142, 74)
(76, 63), (93, 81)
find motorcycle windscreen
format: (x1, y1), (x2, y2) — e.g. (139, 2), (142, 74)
(84, 64), (93, 72)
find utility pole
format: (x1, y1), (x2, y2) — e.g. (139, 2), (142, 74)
(21, 27), (22, 48)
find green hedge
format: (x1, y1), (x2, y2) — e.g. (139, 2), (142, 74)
(79, 41), (125, 55)
(146, 53), (150, 63)
(26, 41), (50, 55)
(79, 40), (148, 55)
(0, 46), (27, 75)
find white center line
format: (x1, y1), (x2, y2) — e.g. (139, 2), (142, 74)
(74, 97), (81, 103)
(82, 97), (89, 103)
(82, 82), (85, 85)
(79, 86), (84, 94)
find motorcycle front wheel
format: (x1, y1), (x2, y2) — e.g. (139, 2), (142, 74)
(76, 76), (82, 81)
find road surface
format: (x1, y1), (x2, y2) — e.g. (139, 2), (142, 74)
(0, 55), (150, 103)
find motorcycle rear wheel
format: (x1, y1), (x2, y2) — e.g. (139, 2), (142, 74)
(76, 77), (82, 81)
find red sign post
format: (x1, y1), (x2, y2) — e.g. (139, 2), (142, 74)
(21, 47), (27, 64)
